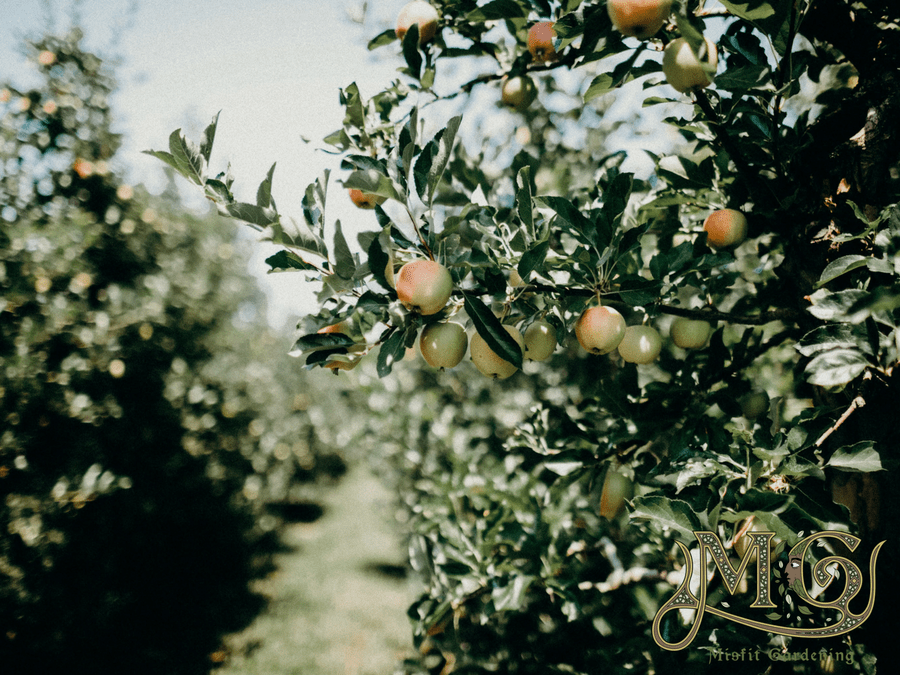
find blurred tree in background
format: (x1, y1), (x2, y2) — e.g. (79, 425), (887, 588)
(1, 28), (347, 675)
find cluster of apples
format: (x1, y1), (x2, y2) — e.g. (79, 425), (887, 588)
(327, 3), (748, 376)
(391, 1), (717, 111)
(347, 1), (721, 205)
(318, 205), (744, 377)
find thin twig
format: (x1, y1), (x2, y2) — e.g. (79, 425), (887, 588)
(815, 396), (866, 447)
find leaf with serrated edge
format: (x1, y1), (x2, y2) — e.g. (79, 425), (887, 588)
(332, 219), (356, 279)
(168, 129), (206, 185)
(427, 116), (462, 208)
(257, 163), (276, 208)
(378, 329), (407, 377)
(827, 442), (884, 472)
(199, 111), (220, 163)
(630, 496), (701, 542)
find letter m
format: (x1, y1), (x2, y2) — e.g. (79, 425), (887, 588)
(694, 530), (776, 608)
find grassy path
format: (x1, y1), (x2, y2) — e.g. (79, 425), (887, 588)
(218, 465), (415, 675)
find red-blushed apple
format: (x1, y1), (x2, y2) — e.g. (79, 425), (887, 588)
(395, 259), (453, 315)
(396, 1), (440, 45)
(501, 75), (537, 110)
(527, 21), (558, 63)
(617, 325), (663, 364)
(523, 320), (557, 361)
(662, 36), (718, 93)
(670, 316), (713, 349)
(703, 208), (748, 249)
(348, 188), (386, 209)
(607, 0), (672, 39)
(419, 322), (468, 370)
(470, 325), (524, 379)
(575, 305), (626, 355)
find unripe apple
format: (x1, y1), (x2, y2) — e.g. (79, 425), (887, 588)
(732, 517), (775, 559)
(575, 306), (626, 355)
(527, 21), (558, 63)
(662, 36), (718, 93)
(470, 325), (524, 379)
(396, 1), (440, 45)
(739, 390), (769, 420)
(703, 208), (748, 250)
(396, 260), (453, 315)
(617, 325), (662, 364)
(348, 188), (386, 209)
(670, 317), (712, 349)
(523, 320), (557, 361)
(419, 322), (468, 370)
(607, 0), (672, 39)
(501, 75), (537, 110)
(600, 468), (634, 519)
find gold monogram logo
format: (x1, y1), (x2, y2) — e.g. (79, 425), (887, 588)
(652, 530), (885, 651)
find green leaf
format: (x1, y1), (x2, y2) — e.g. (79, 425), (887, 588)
(168, 128), (206, 185)
(413, 138), (437, 202)
(466, 0), (527, 22)
(827, 441), (884, 472)
(377, 329), (407, 378)
(368, 29), (396, 50)
(584, 73), (616, 103)
(535, 196), (594, 245)
(344, 169), (401, 202)
(332, 220), (355, 279)
(401, 23), (422, 80)
(463, 292), (523, 369)
(630, 496), (702, 542)
(796, 324), (873, 358)
(291, 332), (354, 354)
(341, 82), (365, 129)
(426, 116), (462, 208)
(492, 575), (536, 612)
(265, 250), (318, 273)
(199, 111), (220, 163)
(816, 255), (869, 288)
(219, 202), (278, 230)
(719, 0), (777, 22)
(807, 289), (871, 323)
(616, 276), (661, 305)
(367, 226), (393, 290)
(804, 349), (868, 387)
(257, 163), (276, 208)
(518, 240), (550, 280)
(143, 149), (184, 176)
(516, 166), (534, 239)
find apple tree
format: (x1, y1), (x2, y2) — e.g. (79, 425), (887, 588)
(0, 28), (349, 674)
(152, 1), (900, 673)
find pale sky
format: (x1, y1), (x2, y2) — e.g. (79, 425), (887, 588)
(1, 0), (683, 329)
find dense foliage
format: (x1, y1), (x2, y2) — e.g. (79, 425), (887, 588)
(152, 1), (899, 674)
(1, 29), (346, 674)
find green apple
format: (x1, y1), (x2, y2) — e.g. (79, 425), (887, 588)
(470, 325), (524, 379)
(523, 320), (557, 361)
(617, 325), (662, 364)
(662, 36), (718, 93)
(419, 322), (468, 370)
